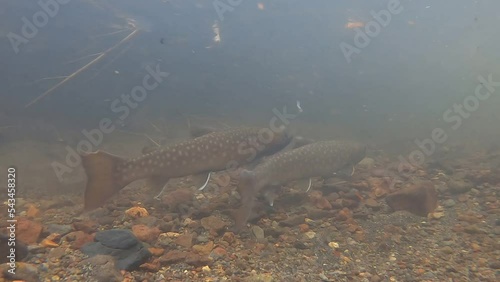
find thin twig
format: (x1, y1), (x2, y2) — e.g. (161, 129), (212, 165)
(25, 27), (141, 108)
(144, 134), (161, 147)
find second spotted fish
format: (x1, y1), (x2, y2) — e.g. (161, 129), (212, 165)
(233, 140), (366, 231)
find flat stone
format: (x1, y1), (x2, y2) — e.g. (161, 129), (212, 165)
(81, 229), (151, 271)
(95, 229), (138, 249)
(386, 182), (438, 217)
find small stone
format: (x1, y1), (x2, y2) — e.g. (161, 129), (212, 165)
(365, 198), (380, 209)
(131, 224), (161, 243)
(140, 259), (160, 272)
(209, 247), (227, 260)
(125, 207), (149, 218)
(447, 179), (472, 194)
(328, 242), (339, 249)
(175, 233), (193, 248)
(463, 225), (486, 234)
(192, 241), (214, 255)
(72, 220), (99, 234)
(442, 199), (456, 207)
(304, 231), (316, 239)
(17, 217), (43, 244)
(65, 231), (95, 249)
(298, 224), (310, 233)
(386, 182), (438, 217)
(200, 216), (227, 233)
(222, 232), (235, 244)
(159, 250), (187, 264)
(251, 225), (265, 240)
(185, 253), (212, 267)
(440, 246), (454, 254)
(148, 247), (164, 256)
(202, 265), (211, 272)
(470, 242), (481, 252)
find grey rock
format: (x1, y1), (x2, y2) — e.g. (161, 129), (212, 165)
(81, 229), (151, 271)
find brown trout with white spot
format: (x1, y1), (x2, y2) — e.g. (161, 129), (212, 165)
(82, 127), (291, 210)
(234, 140), (366, 231)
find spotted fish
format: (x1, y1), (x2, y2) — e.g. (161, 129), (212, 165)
(234, 140), (366, 231)
(82, 127), (291, 210)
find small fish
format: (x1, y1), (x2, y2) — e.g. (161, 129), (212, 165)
(233, 140), (366, 231)
(82, 127), (291, 210)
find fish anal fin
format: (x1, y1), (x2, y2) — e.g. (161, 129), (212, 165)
(82, 151), (127, 211)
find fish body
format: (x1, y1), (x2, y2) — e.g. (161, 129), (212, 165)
(234, 140), (366, 231)
(82, 127), (291, 210)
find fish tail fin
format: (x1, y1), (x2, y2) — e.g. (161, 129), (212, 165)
(82, 151), (127, 211)
(233, 169), (258, 232)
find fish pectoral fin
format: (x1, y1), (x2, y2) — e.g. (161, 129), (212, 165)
(294, 178), (312, 192)
(146, 175), (170, 200)
(190, 172), (212, 191)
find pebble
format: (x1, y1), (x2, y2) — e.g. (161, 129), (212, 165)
(17, 217), (43, 244)
(251, 225), (265, 240)
(304, 231), (316, 239)
(443, 199), (456, 207)
(200, 216), (227, 232)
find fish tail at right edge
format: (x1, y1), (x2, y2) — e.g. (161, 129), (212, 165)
(232, 169), (258, 232)
(82, 151), (128, 211)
